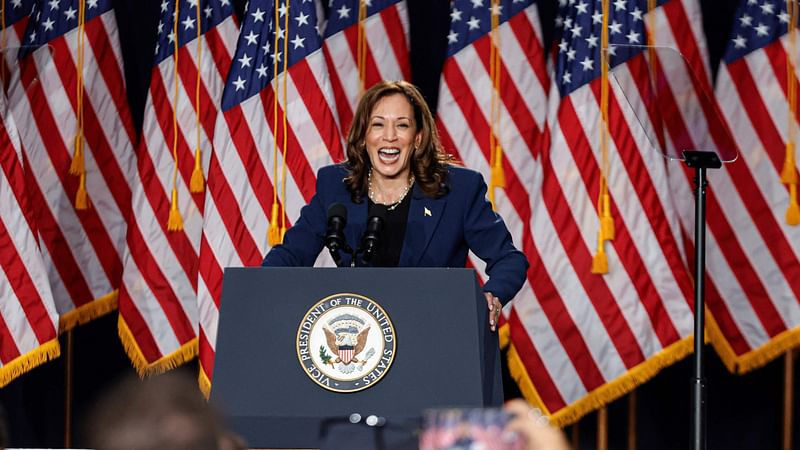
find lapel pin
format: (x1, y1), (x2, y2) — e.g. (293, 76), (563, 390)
(424, 207), (432, 217)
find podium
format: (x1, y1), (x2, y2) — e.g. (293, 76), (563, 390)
(210, 267), (502, 449)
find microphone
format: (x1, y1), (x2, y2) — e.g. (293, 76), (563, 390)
(325, 203), (350, 266)
(360, 207), (387, 265)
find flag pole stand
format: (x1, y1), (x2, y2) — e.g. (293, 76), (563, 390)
(682, 150), (721, 450)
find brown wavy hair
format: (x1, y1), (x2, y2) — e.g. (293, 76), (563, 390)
(344, 80), (453, 202)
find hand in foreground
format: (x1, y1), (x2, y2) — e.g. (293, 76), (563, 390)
(504, 399), (571, 450)
(484, 292), (502, 332)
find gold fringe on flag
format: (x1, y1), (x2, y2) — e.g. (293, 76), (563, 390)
(198, 368), (212, 399)
(506, 336), (694, 427)
(0, 339), (60, 389)
(58, 289), (118, 332)
(190, 0), (205, 193)
(118, 316), (198, 377)
(785, 0), (799, 225)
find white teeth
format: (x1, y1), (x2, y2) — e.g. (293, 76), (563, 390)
(379, 148), (400, 155)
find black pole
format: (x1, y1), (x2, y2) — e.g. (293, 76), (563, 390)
(691, 165), (707, 450)
(683, 150), (721, 450)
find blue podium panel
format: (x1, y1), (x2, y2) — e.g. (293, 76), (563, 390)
(210, 267), (501, 449)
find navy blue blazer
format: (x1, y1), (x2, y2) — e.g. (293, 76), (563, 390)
(262, 164), (528, 303)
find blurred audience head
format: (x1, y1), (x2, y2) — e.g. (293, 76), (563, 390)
(86, 371), (242, 450)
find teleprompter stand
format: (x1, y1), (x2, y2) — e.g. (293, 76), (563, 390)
(608, 45), (737, 450)
(683, 150), (722, 450)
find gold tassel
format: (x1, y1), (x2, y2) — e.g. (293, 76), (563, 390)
(782, 142), (797, 184)
(591, 231), (609, 274)
(788, 184), (800, 225)
(491, 145), (506, 189)
(190, 149), (204, 193)
(75, 172), (89, 210)
(600, 193), (615, 241)
(69, 134), (84, 175)
(167, 187), (184, 231)
(268, 202), (281, 245)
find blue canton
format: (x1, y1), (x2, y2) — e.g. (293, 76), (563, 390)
(555, 0), (667, 97)
(221, 0), (321, 111)
(153, 0), (235, 66)
(3, 0), (36, 27)
(446, 0), (533, 58)
(20, 0), (112, 57)
(323, 0), (402, 37)
(723, 0), (796, 64)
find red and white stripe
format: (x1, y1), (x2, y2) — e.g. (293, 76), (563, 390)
(322, 0), (410, 134)
(435, 3), (547, 320)
(508, 0), (699, 424)
(0, 93), (60, 387)
(13, 10), (137, 330)
(117, 11), (238, 374)
(628, 0), (800, 372)
(197, 43), (343, 392)
(693, 26), (800, 370)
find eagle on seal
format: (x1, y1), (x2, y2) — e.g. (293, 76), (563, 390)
(324, 325), (370, 365)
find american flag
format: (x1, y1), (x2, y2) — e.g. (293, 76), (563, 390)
(689, 0), (800, 373)
(197, 0), (343, 393)
(1, 0), (36, 87)
(508, 0), (698, 424)
(322, 0), (410, 134)
(117, 0), (237, 375)
(13, 0), (137, 331)
(435, 0), (548, 341)
(0, 92), (60, 387)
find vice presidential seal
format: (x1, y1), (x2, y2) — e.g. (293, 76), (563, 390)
(296, 293), (396, 393)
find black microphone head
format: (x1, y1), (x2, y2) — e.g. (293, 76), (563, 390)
(370, 204), (388, 224)
(328, 203), (347, 223)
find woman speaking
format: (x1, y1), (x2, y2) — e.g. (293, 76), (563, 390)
(262, 81), (528, 331)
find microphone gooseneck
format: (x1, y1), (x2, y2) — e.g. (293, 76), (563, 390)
(360, 207), (387, 265)
(325, 203), (351, 266)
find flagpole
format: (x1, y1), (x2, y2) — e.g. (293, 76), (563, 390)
(597, 406), (608, 450)
(571, 423), (580, 449)
(627, 391), (637, 450)
(784, 349), (795, 450)
(683, 150), (721, 450)
(63, 329), (73, 447)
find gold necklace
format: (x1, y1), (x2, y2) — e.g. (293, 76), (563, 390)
(368, 169), (414, 211)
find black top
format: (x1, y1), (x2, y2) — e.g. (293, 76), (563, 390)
(366, 192), (412, 267)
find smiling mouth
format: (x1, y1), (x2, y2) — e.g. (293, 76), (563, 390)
(378, 148), (400, 163)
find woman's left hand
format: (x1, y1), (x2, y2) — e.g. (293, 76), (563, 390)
(484, 292), (502, 332)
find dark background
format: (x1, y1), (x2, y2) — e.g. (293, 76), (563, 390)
(3, 1), (800, 449)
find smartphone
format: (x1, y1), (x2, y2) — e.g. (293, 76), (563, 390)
(419, 407), (523, 450)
